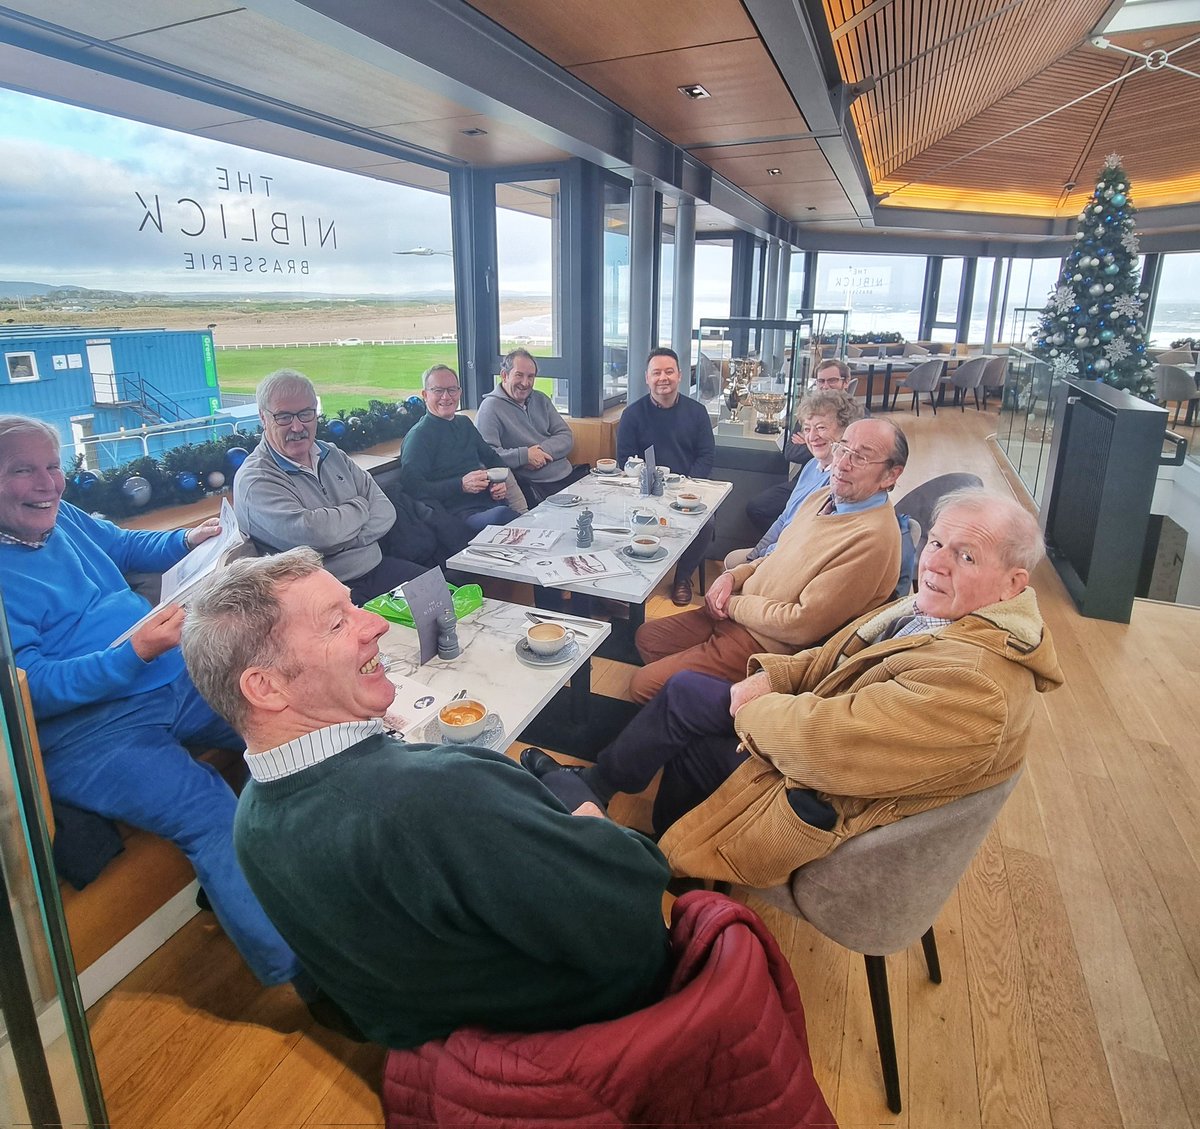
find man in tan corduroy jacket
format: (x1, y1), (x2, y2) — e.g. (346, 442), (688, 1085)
(523, 489), (1064, 887)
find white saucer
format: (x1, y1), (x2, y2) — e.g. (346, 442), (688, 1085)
(590, 467), (620, 477)
(546, 494), (583, 507)
(619, 543), (669, 563)
(514, 637), (580, 667)
(670, 500), (708, 515)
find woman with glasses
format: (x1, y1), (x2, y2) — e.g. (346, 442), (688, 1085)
(399, 364), (521, 533)
(724, 390), (861, 569)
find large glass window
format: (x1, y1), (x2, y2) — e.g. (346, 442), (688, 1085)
(495, 179), (560, 358)
(694, 240), (733, 323)
(810, 252), (926, 339)
(998, 258), (1064, 345)
(1149, 252), (1200, 347)
(968, 258), (998, 342)
(602, 180), (630, 403)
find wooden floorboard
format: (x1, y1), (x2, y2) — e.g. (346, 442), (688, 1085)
(84, 406), (1200, 1128)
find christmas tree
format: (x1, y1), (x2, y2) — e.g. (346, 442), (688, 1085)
(1032, 154), (1154, 398)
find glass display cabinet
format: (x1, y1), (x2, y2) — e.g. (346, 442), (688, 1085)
(696, 311), (849, 560)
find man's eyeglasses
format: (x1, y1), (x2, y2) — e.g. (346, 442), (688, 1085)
(428, 386), (460, 398)
(270, 407), (317, 426)
(829, 441), (890, 468)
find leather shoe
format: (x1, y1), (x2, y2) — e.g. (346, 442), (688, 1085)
(671, 577), (694, 606)
(520, 747), (563, 778)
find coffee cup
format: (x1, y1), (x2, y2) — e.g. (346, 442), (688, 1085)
(525, 621), (569, 656)
(631, 508), (657, 526)
(675, 492), (702, 511)
(628, 535), (661, 558)
(438, 698), (489, 742)
(596, 458), (617, 473)
(486, 467), (508, 483)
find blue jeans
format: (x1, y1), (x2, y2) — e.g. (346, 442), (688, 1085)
(40, 676), (300, 987)
(464, 504), (520, 533)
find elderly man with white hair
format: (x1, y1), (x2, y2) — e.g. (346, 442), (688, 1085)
(0, 414), (303, 997)
(234, 368), (427, 605)
(522, 488), (1065, 887)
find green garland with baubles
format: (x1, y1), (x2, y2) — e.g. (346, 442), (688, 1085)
(62, 398), (427, 518)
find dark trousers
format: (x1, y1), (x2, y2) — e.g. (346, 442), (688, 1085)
(745, 478), (794, 535)
(349, 555), (426, 605)
(598, 671), (747, 833)
(517, 463), (590, 507)
(673, 515), (716, 586)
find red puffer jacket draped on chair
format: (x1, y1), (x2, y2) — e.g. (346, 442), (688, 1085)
(382, 890), (837, 1128)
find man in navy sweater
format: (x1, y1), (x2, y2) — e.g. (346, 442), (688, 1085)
(617, 349), (717, 605)
(181, 548), (670, 1049)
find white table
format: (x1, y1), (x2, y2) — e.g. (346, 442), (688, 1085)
(446, 472), (733, 604)
(378, 598), (609, 750)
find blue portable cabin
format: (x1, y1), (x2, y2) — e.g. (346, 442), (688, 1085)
(0, 325), (224, 468)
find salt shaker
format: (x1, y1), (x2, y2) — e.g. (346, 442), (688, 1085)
(436, 607), (461, 660)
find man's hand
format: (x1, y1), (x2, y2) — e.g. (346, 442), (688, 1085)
(489, 480), (508, 501)
(572, 801), (606, 819)
(705, 571), (736, 620)
(526, 444), (552, 469)
(462, 469), (489, 493)
(131, 603), (185, 662)
(185, 516), (222, 549)
(789, 430), (807, 449)
(729, 670), (773, 718)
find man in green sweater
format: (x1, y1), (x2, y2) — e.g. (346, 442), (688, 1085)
(181, 547), (670, 1049)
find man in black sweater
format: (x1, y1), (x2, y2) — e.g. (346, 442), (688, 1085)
(617, 348), (717, 605)
(181, 548), (670, 1049)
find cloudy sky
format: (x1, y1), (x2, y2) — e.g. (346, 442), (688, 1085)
(0, 87), (479, 297)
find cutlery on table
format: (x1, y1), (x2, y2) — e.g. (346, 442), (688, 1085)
(593, 527), (631, 535)
(524, 612), (594, 637)
(523, 608), (605, 630)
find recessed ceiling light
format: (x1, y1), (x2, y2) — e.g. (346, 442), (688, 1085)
(678, 83), (710, 100)
(460, 127), (488, 136)
(767, 168), (782, 176)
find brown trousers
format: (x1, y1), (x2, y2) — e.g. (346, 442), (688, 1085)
(629, 608), (762, 703)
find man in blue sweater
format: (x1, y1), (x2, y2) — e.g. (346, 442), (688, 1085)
(617, 348), (717, 605)
(0, 415), (302, 996)
(181, 548), (671, 1049)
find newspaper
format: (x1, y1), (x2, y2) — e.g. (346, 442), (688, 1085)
(110, 498), (245, 647)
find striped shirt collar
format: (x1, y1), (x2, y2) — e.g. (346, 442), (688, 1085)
(0, 526), (53, 549)
(245, 718), (384, 782)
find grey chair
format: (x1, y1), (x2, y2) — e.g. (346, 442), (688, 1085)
(889, 358), (945, 415)
(893, 472), (984, 560)
(1156, 348), (1195, 366)
(980, 354), (1008, 408)
(1154, 363), (1200, 426)
(947, 355), (990, 411)
(739, 772), (1022, 1113)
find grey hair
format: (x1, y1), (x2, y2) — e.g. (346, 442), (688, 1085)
(795, 390), (863, 431)
(0, 415), (60, 460)
(500, 349), (537, 376)
(931, 488), (1045, 572)
(816, 358), (852, 382)
(181, 547), (325, 732)
(422, 363), (459, 389)
(256, 369), (316, 415)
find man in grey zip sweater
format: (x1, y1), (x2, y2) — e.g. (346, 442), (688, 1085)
(475, 349), (588, 506)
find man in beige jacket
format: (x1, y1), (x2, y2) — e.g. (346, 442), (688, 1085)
(523, 488), (1064, 886)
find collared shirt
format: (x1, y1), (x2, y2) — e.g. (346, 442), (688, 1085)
(264, 438), (325, 477)
(893, 613), (954, 638)
(245, 718), (384, 782)
(0, 526), (53, 549)
(827, 489), (890, 516)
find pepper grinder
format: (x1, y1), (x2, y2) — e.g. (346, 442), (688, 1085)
(436, 607), (461, 660)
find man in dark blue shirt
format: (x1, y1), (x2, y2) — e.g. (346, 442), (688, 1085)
(617, 349), (717, 605)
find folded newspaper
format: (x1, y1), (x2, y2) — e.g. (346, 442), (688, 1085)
(110, 498), (246, 647)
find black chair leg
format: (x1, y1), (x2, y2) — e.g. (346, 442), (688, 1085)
(928, 392), (937, 415)
(920, 926), (942, 984)
(972, 388), (981, 410)
(864, 954), (902, 1114)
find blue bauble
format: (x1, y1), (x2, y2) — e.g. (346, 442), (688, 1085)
(122, 475), (152, 507)
(1099, 329), (1114, 343)
(226, 446), (249, 471)
(406, 395), (424, 411)
(1103, 263), (1119, 275)
(175, 471), (200, 492)
(328, 419), (348, 438)
(73, 470), (98, 491)
(1111, 193), (1126, 206)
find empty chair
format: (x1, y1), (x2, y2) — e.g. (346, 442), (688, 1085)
(980, 354), (1008, 408)
(893, 472), (984, 559)
(901, 342), (930, 358)
(948, 355), (990, 411)
(889, 357), (945, 415)
(1156, 348), (1195, 366)
(1155, 363), (1200, 426)
(736, 773), (1022, 1113)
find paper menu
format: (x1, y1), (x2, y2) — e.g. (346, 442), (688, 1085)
(526, 549), (633, 586)
(381, 671), (448, 739)
(476, 525), (562, 550)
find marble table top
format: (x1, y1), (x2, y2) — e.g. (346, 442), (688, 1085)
(377, 597), (608, 748)
(446, 472), (732, 602)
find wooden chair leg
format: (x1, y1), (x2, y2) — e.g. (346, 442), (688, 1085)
(864, 954), (902, 1114)
(920, 926), (942, 984)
